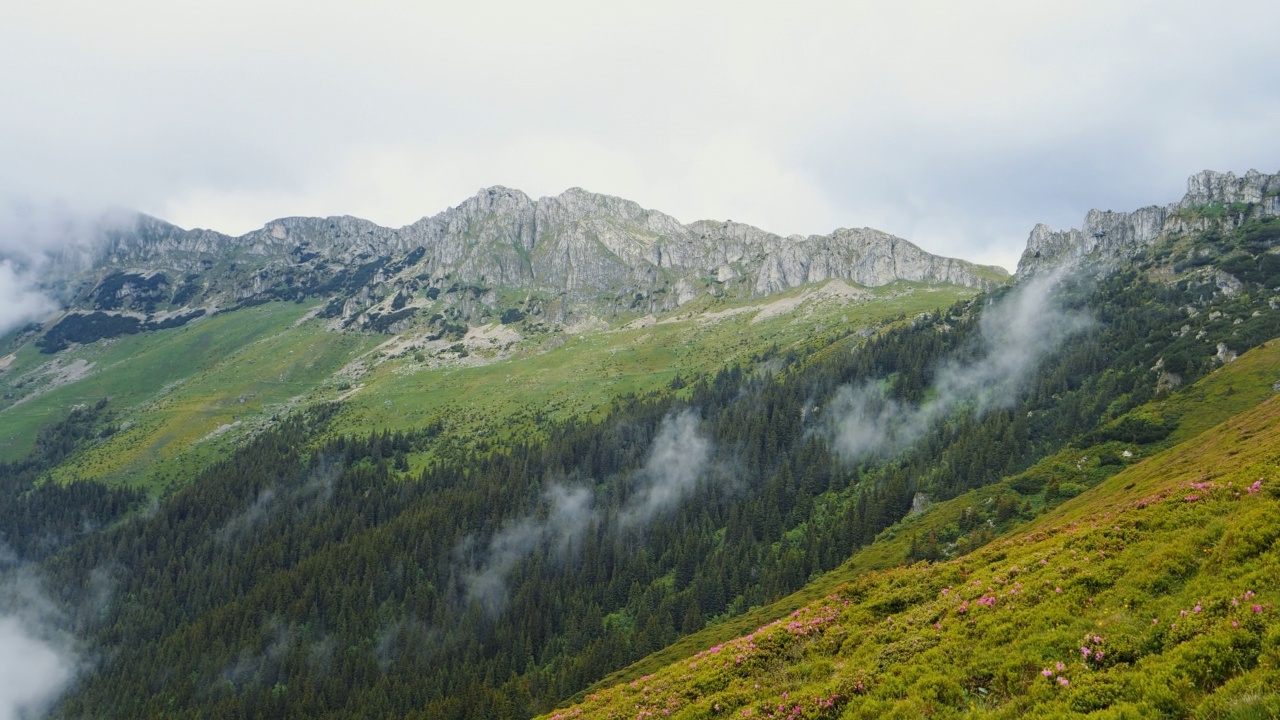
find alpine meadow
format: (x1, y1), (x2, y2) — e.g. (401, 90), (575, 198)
(0, 166), (1278, 719)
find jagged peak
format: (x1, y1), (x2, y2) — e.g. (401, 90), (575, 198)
(29, 182), (1008, 323)
(551, 186), (601, 201)
(1017, 168), (1280, 277)
(474, 184), (531, 199)
(539, 187), (670, 225)
(1183, 168), (1279, 206)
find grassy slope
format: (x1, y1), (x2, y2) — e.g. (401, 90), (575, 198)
(542, 343), (1280, 719)
(42, 304), (377, 490)
(330, 283), (973, 445)
(0, 301), (372, 465)
(0, 281), (977, 490)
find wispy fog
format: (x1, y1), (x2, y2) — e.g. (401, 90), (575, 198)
(216, 455), (343, 544)
(459, 483), (596, 616)
(459, 409), (711, 615)
(825, 271), (1091, 460)
(0, 202), (131, 336)
(0, 559), (79, 720)
(618, 409), (711, 528)
(0, 260), (56, 337)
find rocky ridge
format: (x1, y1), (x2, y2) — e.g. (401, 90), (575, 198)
(21, 187), (1005, 343)
(1016, 169), (1280, 277)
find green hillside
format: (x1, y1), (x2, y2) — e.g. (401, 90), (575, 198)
(0, 280), (976, 489)
(541, 362), (1280, 719)
(2, 211), (1278, 719)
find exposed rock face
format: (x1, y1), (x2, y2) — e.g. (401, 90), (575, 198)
(1017, 169), (1280, 277)
(30, 186), (1006, 332)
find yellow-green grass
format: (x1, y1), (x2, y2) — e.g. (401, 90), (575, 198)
(0, 281), (976, 489)
(331, 282), (976, 451)
(1158, 337), (1280, 444)
(541, 353), (1280, 719)
(0, 302), (378, 485)
(1, 302), (319, 457)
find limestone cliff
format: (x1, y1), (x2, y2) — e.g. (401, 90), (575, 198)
(33, 187), (1005, 333)
(1017, 169), (1280, 277)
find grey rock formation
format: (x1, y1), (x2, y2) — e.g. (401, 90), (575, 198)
(27, 186), (1006, 334)
(1017, 169), (1280, 277)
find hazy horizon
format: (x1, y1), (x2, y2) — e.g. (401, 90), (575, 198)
(3, 2), (1278, 272)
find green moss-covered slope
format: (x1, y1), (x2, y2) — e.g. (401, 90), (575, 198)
(545, 390), (1280, 719)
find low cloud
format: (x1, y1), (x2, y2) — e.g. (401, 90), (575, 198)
(825, 271), (1091, 460)
(0, 618), (73, 720)
(460, 483), (595, 616)
(216, 455), (343, 544)
(458, 409), (712, 615)
(0, 561), (81, 720)
(0, 260), (56, 336)
(218, 616), (292, 693)
(618, 409), (711, 529)
(216, 488), (279, 544)
(0, 202), (134, 337)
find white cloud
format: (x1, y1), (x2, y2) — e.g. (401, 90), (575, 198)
(1, 1), (1277, 268)
(0, 564), (81, 720)
(619, 409), (711, 528)
(0, 617), (74, 720)
(825, 271), (1092, 460)
(0, 202), (136, 335)
(0, 261), (56, 335)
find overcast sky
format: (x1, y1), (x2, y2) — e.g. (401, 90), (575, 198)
(2, 0), (1277, 271)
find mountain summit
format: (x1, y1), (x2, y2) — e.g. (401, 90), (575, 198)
(1017, 169), (1280, 277)
(33, 187), (1006, 335)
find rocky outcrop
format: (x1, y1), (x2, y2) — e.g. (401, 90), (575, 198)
(1017, 169), (1280, 277)
(35, 186), (1006, 328)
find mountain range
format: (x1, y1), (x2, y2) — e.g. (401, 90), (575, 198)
(31, 186), (1004, 336)
(1, 168), (1278, 719)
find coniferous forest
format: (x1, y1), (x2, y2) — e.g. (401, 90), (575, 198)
(3, 217), (1280, 718)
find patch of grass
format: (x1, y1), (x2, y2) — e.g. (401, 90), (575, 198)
(0, 301), (378, 488)
(327, 282), (978, 450)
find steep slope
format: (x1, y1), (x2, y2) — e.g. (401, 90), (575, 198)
(0, 185), (1006, 477)
(540, 365), (1280, 719)
(3, 169), (1279, 720)
(554, 337), (1280, 694)
(1017, 168), (1280, 277)
(18, 205), (1276, 719)
(0, 281), (978, 482)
